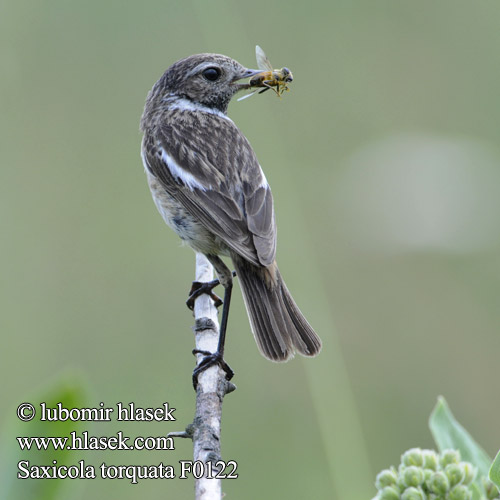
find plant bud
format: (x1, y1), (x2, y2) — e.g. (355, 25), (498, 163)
(423, 469), (433, 483)
(439, 449), (460, 468)
(460, 463), (476, 485)
(483, 478), (500, 500)
(448, 484), (471, 500)
(402, 448), (424, 467)
(376, 468), (398, 489)
(379, 486), (401, 500)
(422, 450), (439, 471)
(403, 466), (425, 488)
(427, 471), (450, 496)
(445, 463), (464, 487)
(401, 486), (425, 500)
(396, 470), (407, 492)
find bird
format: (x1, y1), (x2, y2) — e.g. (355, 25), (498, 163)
(140, 53), (322, 384)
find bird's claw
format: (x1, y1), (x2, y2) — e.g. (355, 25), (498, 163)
(186, 279), (223, 310)
(192, 349), (234, 389)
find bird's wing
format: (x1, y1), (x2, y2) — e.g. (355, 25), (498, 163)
(142, 109), (276, 267)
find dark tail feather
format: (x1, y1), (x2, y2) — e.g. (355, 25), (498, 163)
(232, 257), (322, 362)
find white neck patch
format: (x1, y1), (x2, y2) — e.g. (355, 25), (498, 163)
(166, 97), (233, 122)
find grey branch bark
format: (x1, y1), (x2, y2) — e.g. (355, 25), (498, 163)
(169, 253), (235, 500)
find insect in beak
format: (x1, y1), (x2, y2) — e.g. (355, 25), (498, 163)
(237, 46), (294, 102)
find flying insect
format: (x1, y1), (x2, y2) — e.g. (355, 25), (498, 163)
(238, 45), (293, 101)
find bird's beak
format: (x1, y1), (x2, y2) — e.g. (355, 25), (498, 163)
(232, 68), (262, 89)
(240, 68), (262, 79)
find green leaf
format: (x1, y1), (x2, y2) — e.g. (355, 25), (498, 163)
(429, 396), (492, 477)
(1, 378), (87, 500)
(489, 450), (500, 490)
(470, 482), (483, 500)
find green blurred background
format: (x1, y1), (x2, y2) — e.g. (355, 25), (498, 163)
(2, 0), (500, 498)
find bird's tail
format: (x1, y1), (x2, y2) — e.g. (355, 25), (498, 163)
(232, 256), (322, 361)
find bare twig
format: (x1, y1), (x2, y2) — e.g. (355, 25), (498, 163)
(169, 253), (235, 500)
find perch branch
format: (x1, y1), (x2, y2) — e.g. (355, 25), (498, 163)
(169, 252), (235, 500)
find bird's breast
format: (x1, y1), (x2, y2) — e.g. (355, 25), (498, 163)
(146, 171), (229, 256)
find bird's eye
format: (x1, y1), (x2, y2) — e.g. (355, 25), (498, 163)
(202, 67), (221, 81)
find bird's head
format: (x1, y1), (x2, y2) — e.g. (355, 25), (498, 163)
(145, 53), (261, 115)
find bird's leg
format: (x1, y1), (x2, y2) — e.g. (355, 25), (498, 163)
(186, 271), (236, 310)
(192, 255), (234, 389)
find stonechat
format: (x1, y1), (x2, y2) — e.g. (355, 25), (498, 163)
(140, 53), (321, 381)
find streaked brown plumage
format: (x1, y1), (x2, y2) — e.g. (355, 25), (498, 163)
(140, 53), (321, 362)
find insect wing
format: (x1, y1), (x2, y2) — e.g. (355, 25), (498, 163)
(237, 90), (258, 101)
(255, 45), (273, 71)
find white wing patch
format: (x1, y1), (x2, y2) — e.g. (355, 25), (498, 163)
(258, 165), (269, 188)
(160, 147), (207, 192)
(140, 148), (150, 173)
